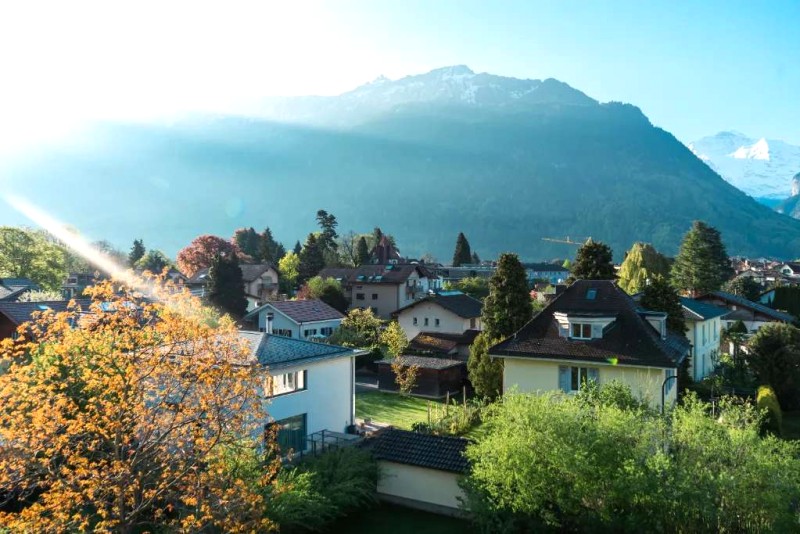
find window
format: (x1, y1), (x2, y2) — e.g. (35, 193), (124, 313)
(571, 323), (592, 339)
(271, 414), (307, 454)
(356, 293), (365, 300)
(372, 293), (378, 300)
(275, 329), (293, 337)
(320, 327), (333, 336)
(424, 318), (429, 326)
(303, 328), (318, 337)
(559, 366), (598, 392)
(435, 318), (440, 327)
(413, 317), (418, 326)
(266, 370), (307, 397)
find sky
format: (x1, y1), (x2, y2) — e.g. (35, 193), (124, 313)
(1, 0), (799, 151)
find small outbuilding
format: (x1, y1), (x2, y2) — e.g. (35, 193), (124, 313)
(376, 355), (468, 399)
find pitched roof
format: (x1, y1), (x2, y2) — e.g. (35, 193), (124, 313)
(409, 330), (480, 353)
(188, 263), (275, 285)
(376, 355), (465, 370)
(0, 278), (38, 289)
(244, 299), (344, 324)
(319, 264), (435, 286)
(371, 429), (470, 473)
(393, 292), (483, 319)
(490, 280), (684, 368)
(239, 331), (360, 371)
(0, 299), (93, 325)
(680, 297), (729, 321)
(700, 290), (795, 323)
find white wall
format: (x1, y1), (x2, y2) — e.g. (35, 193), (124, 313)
(396, 302), (478, 339)
(686, 317), (721, 381)
(377, 461), (465, 511)
(263, 356), (355, 449)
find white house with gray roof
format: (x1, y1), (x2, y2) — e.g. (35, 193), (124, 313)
(243, 299), (345, 340)
(680, 297), (728, 381)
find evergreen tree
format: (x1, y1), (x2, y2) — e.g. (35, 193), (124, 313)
(128, 239), (146, 267)
(570, 240), (616, 282)
(452, 232), (473, 267)
(206, 252), (248, 318)
(482, 252), (533, 339)
(298, 234), (326, 285)
(293, 241), (302, 255)
(355, 236), (370, 266)
(232, 227), (260, 258)
(372, 227), (383, 247)
(671, 221), (733, 296)
(468, 332), (503, 400)
(316, 210), (339, 252)
(471, 251), (481, 265)
(723, 276), (763, 303)
(640, 277), (686, 334)
(617, 242), (670, 294)
(257, 227), (283, 263)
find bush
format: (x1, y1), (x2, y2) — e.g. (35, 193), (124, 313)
(418, 397), (485, 436)
(757, 385), (783, 436)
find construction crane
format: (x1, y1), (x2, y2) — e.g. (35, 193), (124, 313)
(542, 236), (592, 246)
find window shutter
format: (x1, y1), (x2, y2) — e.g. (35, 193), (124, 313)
(587, 367), (599, 383)
(558, 366), (570, 392)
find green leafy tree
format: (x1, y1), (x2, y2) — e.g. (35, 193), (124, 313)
(128, 238), (146, 267)
(617, 242), (670, 294)
(278, 251), (300, 291)
(569, 239), (615, 281)
(355, 236), (370, 266)
(444, 276), (490, 300)
(380, 321), (418, 396)
(296, 276), (349, 313)
(298, 234), (326, 285)
(0, 226), (67, 291)
(17, 289), (65, 302)
(206, 252), (248, 318)
(746, 323), (800, 409)
(135, 250), (171, 273)
(452, 232), (472, 267)
(722, 276), (762, 302)
(467, 332), (503, 400)
(482, 252), (532, 339)
(639, 277), (686, 334)
(233, 227), (261, 259)
(327, 308), (383, 349)
(671, 221), (733, 296)
(765, 285), (800, 317)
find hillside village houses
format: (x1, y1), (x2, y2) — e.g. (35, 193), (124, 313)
(188, 263), (279, 311)
(695, 290), (795, 333)
(0, 277), (39, 302)
(243, 299), (345, 340)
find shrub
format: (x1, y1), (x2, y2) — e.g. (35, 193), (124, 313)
(756, 385), (783, 436)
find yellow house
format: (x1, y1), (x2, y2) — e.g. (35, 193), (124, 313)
(490, 280), (690, 410)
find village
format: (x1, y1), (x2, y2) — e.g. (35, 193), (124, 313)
(1, 211), (799, 532)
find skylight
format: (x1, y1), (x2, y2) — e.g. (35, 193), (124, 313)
(586, 289), (597, 300)
(37, 304), (50, 310)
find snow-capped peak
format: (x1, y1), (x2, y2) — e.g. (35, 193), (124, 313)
(731, 138), (770, 161)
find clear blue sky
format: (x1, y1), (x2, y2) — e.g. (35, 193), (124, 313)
(1, 0), (798, 147)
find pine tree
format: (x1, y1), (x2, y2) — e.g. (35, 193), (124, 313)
(671, 221), (733, 296)
(128, 239), (145, 267)
(298, 234), (326, 285)
(206, 252), (248, 318)
(471, 251), (481, 265)
(482, 252), (533, 339)
(355, 236), (370, 266)
(570, 240), (615, 281)
(316, 210), (339, 252)
(617, 242), (670, 294)
(452, 232), (473, 267)
(640, 277), (686, 334)
(293, 241), (302, 255)
(468, 332), (503, 400)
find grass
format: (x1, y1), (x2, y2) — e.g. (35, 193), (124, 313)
(326, 503), (472, 534)
(356, 391), (438, 429)
(784, 411), (800, 440)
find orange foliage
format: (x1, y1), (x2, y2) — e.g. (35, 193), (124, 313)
(0, 279), (277, 532)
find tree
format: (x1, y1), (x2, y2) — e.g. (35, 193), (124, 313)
(0, 226), (67, 291)
(135, 249), (172, 273)
(207, 252), (248, 318)
(233, 227), (261, 258)
(746, 323), (800, 409)
(640, 277), (686, 334)
(444, 277), (490, 300)
(128, 238), (146, 267)
(258, 228), (285, 264)
(298, 234), (325, 285)
(293, 241), (302, 255)
(381, 322), (418, 396)
(327, 308), (383, 349)
(671, 221), (733, 296)
(569, 239), (615, 281)
(0, 281), (275, 531)
(452, 232), (472, 267)
(355, 237), (370, 266)
(617, 242), (670, 294)
(467, 332), (503, 400)
(722, 276), (762, 302)
(16, 289), (65, 302)
(482, 253), (532, 339)
(278, 252), (300, 291)
(296, 276), (349, 313)
(471, 251), (481, 265)
(177, 235), (241, 278)
(315, 210), (339, 253)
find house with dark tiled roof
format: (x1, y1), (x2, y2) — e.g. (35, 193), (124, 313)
(680, 297), (728, 381)
(695, 290), (796, 333)
(319, 263), (441, 319)
(393, 292), (482, 357)
(490, 280), (690, 410)
(243, 299), (344, 340)
(0, 277), (40, 302)
(0, 299), (92, 341)
(370, 428), (469, 515)
(376, 355), (469, 398)
(240, 331), (364, 455)
(187, 263), (279, 310)
(779, 262), (800, 279)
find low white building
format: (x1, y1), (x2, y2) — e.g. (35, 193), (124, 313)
(244, 299), (345, 341)
(680, 297), (728, 381)
(393, 292), (482, 357)
(240, 331), (363, 454)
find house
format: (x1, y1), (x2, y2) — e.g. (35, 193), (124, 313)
(779, 262), (800, 279)
(376, 355), (469, 398)
(0, 299), (92, 341)
(240, 331), (363, 454)
(368, 235), (403, 264)
(371, 428), (469, 516)
(0, 278), (39, 302)
(490, 280), (690, 410)
(695, 290), (796, 332)
(524, 262), (570, 285)
(680, 298), (728, 381)
(319, 264), (441, 319)
(187, 263), (279, 310)
(62, 272), (111, 299)
(393, 292), (482, 357)
(243, 299), (345, 340)
(434, 264), (496, 284)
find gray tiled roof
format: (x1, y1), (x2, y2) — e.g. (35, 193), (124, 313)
(376, 355), (465, 370)
(702, 291), (795, 323)
(188, 263), (274, 285)
(239, 331), (359, 371)
(393, 292), (483, 319)
(319, 263), (435, 286)
(244, 299), (344, 324)
(680, 297), (729, 321)
(371, 429), (470, 473)
(0, 299), (92, 325)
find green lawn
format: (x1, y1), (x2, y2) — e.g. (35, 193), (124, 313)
(784, 411), (800, 440)
(326, 503), (472, 534)
(356, 391), (438, 429)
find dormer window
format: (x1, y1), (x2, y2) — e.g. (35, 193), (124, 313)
(571, 323), (592, 339)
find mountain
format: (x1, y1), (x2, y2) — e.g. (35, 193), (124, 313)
(688, 132), (800, 200)
(3, 66), (800, 261)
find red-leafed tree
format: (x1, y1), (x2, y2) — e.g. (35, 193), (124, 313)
(177, 235), (245, 277)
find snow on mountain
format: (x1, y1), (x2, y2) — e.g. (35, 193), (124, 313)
(688, 132), (800, 199)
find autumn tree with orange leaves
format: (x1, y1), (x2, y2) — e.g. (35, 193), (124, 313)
(0, 280), (278, 532)
(176, 234), (245, 278)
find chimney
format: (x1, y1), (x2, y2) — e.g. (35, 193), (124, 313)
(266, 312), (274, 334)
